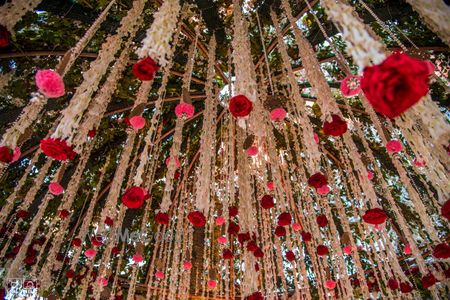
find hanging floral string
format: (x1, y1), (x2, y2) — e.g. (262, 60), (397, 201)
(0, 0), (42, 34)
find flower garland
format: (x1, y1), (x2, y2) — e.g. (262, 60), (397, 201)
(0, 0), (42, 33)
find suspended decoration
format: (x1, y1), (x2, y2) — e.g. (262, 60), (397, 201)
(0, 0), (449, 299)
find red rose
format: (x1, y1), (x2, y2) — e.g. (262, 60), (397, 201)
(387, 278), (399, 290)
(132, 57), (159, 81)
(16, 209), (29, 219)
(362, 208), (387, 225)
(0, 146), (13, 163)
(432, 243), (450, 259)
(66, 269), (76, 279)
(229, 206), (238, 217)
(316, 215), (328, 227)
(59, 209), (70, 219)
(187, 211), (206, 227)
(24, 256), (36, 265)
(277, 212), (292, 226)
(238, 232), (250, 245)
(246, 240), (258, 252)
(400, 282), (413, 293)
(253, 247), (264, 258)
(121, 187), (149, 209)
(91, 235), (103, 247)
(222, 249), (233, 260)
(255, 262), (260, 272)
(104, 216), (114, 226)
(441, 199), (450, 220)
(260, 195), (274, 209)
(308, 172), (327, 189)
(245, 292), (264, 300)
(228, 95), (253, 118)
(285, 250), (295, 261)
(301, 231), (312, 242)
(361, 52), (431, 118)
(87, 128), (96, 138)
(0, 25), (10, 48)
(112, 246), (120, 255)
(174, 170), (181, 180)
(155, 212), (170, 225)
(317, 245), (329, 256)
(72, 238), (82, 247)
(40, 138), (77, 161)
(421, 273), (437, 289)
(227, 221), (240, 235)
(274, 226), (286, 237)
(323, 114), (348, 137)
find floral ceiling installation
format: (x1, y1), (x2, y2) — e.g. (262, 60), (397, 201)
(0, 0), (449, 299)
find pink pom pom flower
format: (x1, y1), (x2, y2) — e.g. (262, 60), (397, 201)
(325, 279), (337, 289)
(386, 140), (403, 153)
(340, 75), (361, 97)
(317, 185), (330, 195)
(183, 261), (192, 270)
(313, 133), (320, 144)
(155, 271), (165, 279)
(266, 181), (274, 191)
(132, 253), (143, 263)
(85, 248), (96, 259)
(175, 103), (195, 120)
(49, 182), (64, 195)
(35, 70), (65, 98)
(215, 216), (225, 225)
(343, 245), (353, 255)
(207, 280), (217, 289)
(246, 146), (258, 157)
(129, 116), (145, 130)
(367, 170), (374, 181)
(218, 236), (227, 245)
(292, 223), (302, 231)
(270, 108), (287, 122)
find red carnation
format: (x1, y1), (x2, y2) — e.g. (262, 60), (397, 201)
(254, 247), (264, 258)
(66, 269), (76, 279)
(246, 240), (258, 252)
(387, 278), (399, 290)
(432, 243), (450, 259)
(187, 211), (206, 227)
(361, 52), (431, 118)
(59, 209), (70, 219)
(238, 232), (250, 245)
(104, 216), (114, 226)
(301, 231), (312, 242)
(121, 187), (149, 209)
(421, 273), (437, 289)
(40, 138), (77, 161)
(308, 172), (327, 189)
(132, 57), (159, 81)
(155, 212), (170, 225)
(260, 195), (274, 209)
(316, 215), (328, 227)
(245, 292), (264, 300)
(222, 249), (233, 260)
(274, 226), (286, 237)
(400, 282), (413, 293)
(362, 208), (387, 225)
(72, 238), (82, 247)
(16, 209), (28, 219)
(228, 95), (252, 118)
(228, 221), (240, 235)
(317, 245), (329, 256)
(285, 250), (295, 262)
(229, 206), (238, 217)
(323, 114), (347, 137)
(0, 146), (13, 163)
(0, 25), (10, 48)
(441, 199), (450, 220)
(277, 212), (292, 226)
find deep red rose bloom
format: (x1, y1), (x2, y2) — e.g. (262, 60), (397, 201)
(255, 262), (260, 272)
(121, 187), (149, 209)
(277, 212), (292, 226)
(260, 195), (274, 209)
(361, 52), (431, 118)
(254, 247), (264, 258)
(421, 273), (437, 289)
(87, 128), (96, 138)
(16, 209), (29, 219)
(441, 199), (450, 220)
(59, 209), (70, 219)
(274, 225), (286, 237)
(111, 246), (120, 255)
(323, 114), (348, 137)
(246, 240), (258, 252)
(317, 245), (329, 256)
(432, 243), (450, 259)
(0, 25), (10, 48)
(308, 172), (327, 189)
(362, 208), (387, 225)
(104, 216), (114, 226)
(285, 250), (295, 262)
(222, 249), (233, 260)
(24, 256), (36, 265)
(228, 221), (240, 235)
(132, 57), (159, 81)
(301, 231), (312, 242)
(245, 292), (264, 300)
(316, 215), (328, 227)
(400, 282), (413, 293)
(228, 95), (253, 118)
(174, 170), (181, 180)
(387, 278), (399, 290)
(72, 238), (82, 247)
(187, 211), (206, 227)
(155, 212), (170, 225)
(91, 235), (103, 247)
(66, 269), (76, 279)
(40, 138), (77, 161)
(238, 232), (250, 245)
(229, 206), (238, 217)
(0, 146), (13, 163)
(351, 278), (360, 287)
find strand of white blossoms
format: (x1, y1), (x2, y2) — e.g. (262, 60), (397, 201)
(136, 0), (181, 66)
(0, 0), (42, 33)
